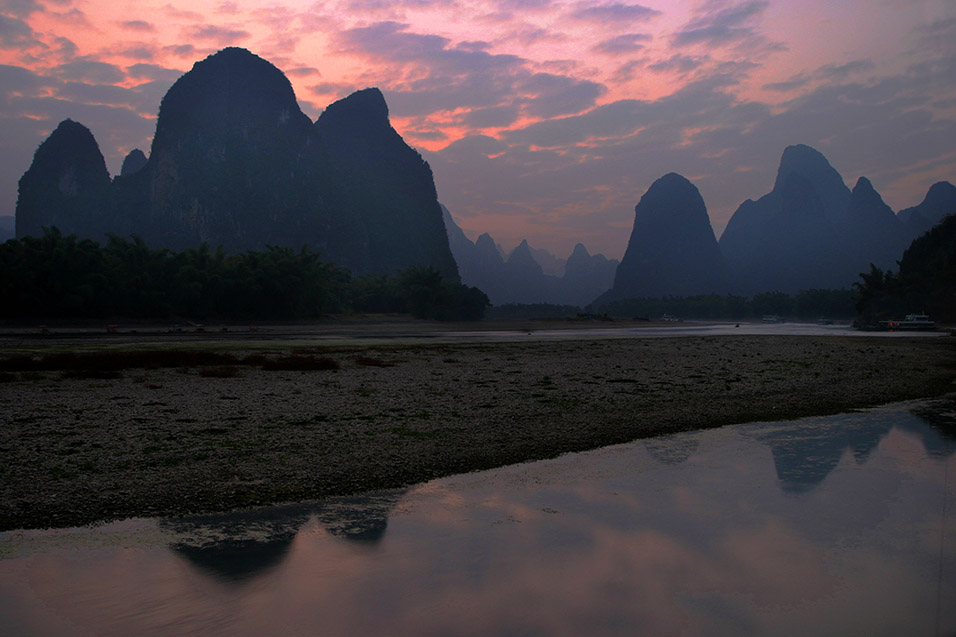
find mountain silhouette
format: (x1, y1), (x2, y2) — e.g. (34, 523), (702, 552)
(897, 181), (956, 239)
(719, 144), (905, 294)
(442, 207), (617, 306)
(845, 176), (904, 270)
(119, 149), (147, 177)
(315, 88), (458, 278)
(16, 119), (112, 240)
(604, 172), (724, 301)
(16, 48), (458, 279)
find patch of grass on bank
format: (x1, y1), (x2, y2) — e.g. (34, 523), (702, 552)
(0, 349), (344, 374)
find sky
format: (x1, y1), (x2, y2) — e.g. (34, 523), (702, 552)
(1, 0), (954, 259)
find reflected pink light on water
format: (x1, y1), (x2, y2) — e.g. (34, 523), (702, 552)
(0, 400), (954, 635)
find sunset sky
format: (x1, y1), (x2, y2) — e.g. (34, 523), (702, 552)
(1, 0), (954, 259)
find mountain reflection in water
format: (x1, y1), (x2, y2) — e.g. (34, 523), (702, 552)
(0, 397), (954, 635)
(162, 491), (407, 583)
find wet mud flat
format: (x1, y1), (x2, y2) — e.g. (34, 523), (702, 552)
(1, 332), (954, 531)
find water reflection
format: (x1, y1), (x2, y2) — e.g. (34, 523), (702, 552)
(162, 505), (312, 583)
(752, 412), (893, 494)
(644, 435), (699, 465)
(750, 396), (956, 495)
(162, 490), (407, 584)
(1, 398), (954, 635)
(907, 398), (956, 458)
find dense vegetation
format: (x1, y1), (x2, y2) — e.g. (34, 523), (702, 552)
(597, 289), (856, 321)
(854, 213), (956, 323)
(0, 229), (489, 321)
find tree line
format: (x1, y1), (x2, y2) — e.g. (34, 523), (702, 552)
(854, 213), (956, 323)
(0, 228), (489, 321)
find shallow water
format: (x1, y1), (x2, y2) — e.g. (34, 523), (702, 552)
(445, 321), (947, 342)
(2, 398), (955, 636)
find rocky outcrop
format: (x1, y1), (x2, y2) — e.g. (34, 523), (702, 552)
(898, 181), (956, 239)
(120, 149), (148, 177)
(608, 172), (724, 299)
(144, 47), (319, 252)
(720, 145), (886, 293)
(562, 243), (617, 307)
(314, 88), (458, 279)
(16, 48), (459, 280)
(844, 176), (903, 270)
(15, 119), (111, 239)
(772, 144), (851, 223)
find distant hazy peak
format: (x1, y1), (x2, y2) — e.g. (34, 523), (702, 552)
(774, 144), (832, 187)
(507, 239), (543, 270)
(852, 175), (874, 193)
(773, 144), (850, 221)
(922, 181), (956, 206)
(120, 148), (148, 177)
(849, 176), (891, 212)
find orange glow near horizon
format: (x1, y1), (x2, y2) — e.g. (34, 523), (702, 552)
(2, 0), (954, 259)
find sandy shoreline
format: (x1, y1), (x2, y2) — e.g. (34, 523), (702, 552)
(1, 324), (954, 531)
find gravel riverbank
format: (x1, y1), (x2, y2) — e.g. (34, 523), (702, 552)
(1, 327), (954, 531)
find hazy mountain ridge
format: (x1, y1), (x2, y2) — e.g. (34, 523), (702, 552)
(715, 144), (951, 295)
(602, 145), (954, 304)
(442, 206), (618, 307)
(16, 48), (458, 281)
(13, 50), (954, 306)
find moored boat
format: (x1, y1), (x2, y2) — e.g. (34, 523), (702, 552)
(878, 313), (936, 331)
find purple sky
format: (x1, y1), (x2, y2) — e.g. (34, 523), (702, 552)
(1, 0), (954, 258)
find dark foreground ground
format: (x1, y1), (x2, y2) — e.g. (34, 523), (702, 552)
(1, 323), (954, 531)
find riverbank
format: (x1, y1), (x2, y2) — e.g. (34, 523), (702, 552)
(1, 328), (954, 531)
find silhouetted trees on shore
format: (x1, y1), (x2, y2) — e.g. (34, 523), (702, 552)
(854, 213), (956, 323)
(0, 229), (489, 321)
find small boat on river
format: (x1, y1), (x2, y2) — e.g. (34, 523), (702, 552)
(878, 313), (936, 331)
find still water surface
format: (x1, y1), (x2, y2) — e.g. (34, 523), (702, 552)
(2, 398), (954, 635)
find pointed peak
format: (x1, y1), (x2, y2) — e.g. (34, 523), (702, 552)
(319, 87), (389, 130)
(570, 242), (590, 258)
(775, 145), (834, 186)
(120, 148), (148, 177)
(54, 118), (86, 133)
(508, 239), (536, 260)
(46, 119), (97, 145)
(924, 181), (956, 201)
(772, 143), (850, 221)
(852, 176), (874, 193)
(656, 172), (693, 187)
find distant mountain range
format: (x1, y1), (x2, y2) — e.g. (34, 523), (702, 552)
(442, 206), (618, 306)
(599, 145), (955, 304)
(13, 48), (955, 309)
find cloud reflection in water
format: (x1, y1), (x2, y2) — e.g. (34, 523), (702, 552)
(0, 398), (953, 635)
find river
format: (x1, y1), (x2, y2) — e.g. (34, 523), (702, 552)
(1, 397), (954, 635)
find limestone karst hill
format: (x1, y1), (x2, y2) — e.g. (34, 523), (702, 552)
(16, 48), (458, 280)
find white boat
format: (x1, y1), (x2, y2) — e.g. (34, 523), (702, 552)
(879, 313), (936, 331)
